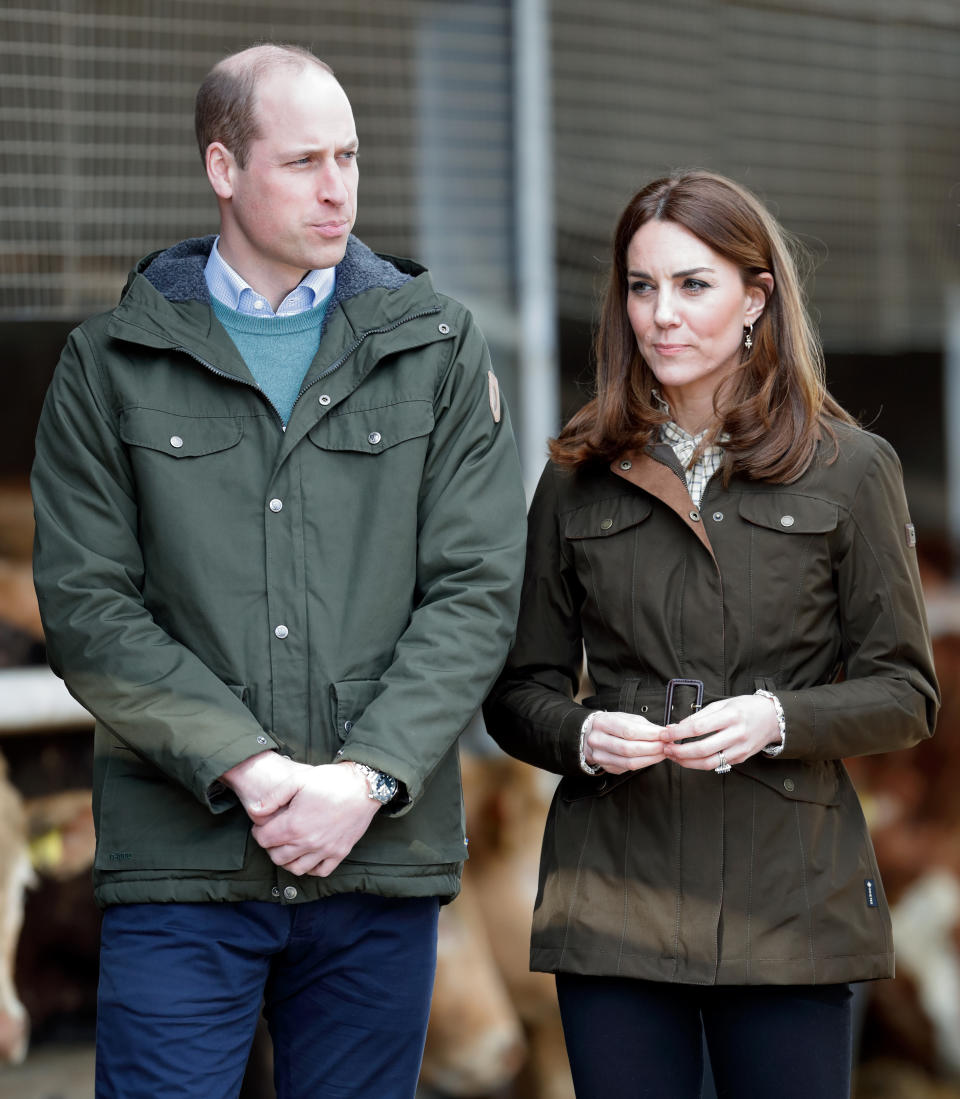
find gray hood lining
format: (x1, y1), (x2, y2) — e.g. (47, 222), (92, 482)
(139, 234), (414, 317)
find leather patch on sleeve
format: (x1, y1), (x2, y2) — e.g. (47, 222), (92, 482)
(487, 371), (502, 423)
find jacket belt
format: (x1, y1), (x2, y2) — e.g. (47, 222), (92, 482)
(587, 678), (725, 726)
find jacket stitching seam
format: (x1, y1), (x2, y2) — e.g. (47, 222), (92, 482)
(617, 779), (632, 973)
(558, 797), (595, 969)
(794, 799), (817, 982)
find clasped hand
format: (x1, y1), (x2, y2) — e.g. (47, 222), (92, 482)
(583, 695), (779, 774)
(220, 752), (379, 877)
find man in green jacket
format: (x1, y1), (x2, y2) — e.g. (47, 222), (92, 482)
(31, 43), (526, 1099)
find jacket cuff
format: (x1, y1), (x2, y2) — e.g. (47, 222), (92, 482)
(775, 690), (815, 758)
(559, 703), (594, 774)
(335, 744), (417, 816)
(196, 731), (281, 812)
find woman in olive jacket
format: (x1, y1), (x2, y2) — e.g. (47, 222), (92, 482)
(484, 171), (939, 1098)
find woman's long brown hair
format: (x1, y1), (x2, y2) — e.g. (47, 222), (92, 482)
(550, 171), (855, 482)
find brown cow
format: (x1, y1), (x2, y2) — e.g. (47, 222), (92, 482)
(451, 752), (574, 1099)
(0, 752), (32, 1064)
(847, 630), (960, 1088)
(420, 870), (527, 1095)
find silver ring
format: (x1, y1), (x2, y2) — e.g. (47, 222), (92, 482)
(714, 751), (731, 775)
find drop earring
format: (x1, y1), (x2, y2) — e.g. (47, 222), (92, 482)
(744, 323), (754, 350)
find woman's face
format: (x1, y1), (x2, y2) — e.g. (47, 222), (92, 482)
(625, 219), (769, 417)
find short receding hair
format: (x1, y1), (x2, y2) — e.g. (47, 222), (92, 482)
(195, 44), (335, 169)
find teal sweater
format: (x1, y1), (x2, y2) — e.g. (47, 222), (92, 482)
(211, 295), (331, 424)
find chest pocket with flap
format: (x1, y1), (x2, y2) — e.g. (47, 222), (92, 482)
(308, 400), (434, 454)
(737, 493), (838, 536)
(119, 408), (243, 458)
(563, 495), (654, 542)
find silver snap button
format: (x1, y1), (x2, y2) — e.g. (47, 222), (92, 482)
(780, 515), (795, 528)
(271, 886), (281, 898)
(169, 435), (183, 449)
(640, 705), (648, 714)
(438, 323), (450, 334)
(318, 394), (331, 406)
(256, 735), (267, 745)
(344, 720), (353, 733)
(600, 518), (613, 531)
(619, 459), (632, 471)
(783, 778), (796, 792)
(269, 499), (283, 513)
(689, 510), (701, 522)
(368, 431), (382, 445)
(283, 886), (298, 901)
(274, 625), (289, 639)
(712, 511), (724, 522)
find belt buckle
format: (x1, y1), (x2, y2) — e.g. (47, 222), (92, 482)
(663, 678), (704, 727)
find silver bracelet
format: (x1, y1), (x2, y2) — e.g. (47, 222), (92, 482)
(578, 711), (604, 775)
(755, 689), (786, 757)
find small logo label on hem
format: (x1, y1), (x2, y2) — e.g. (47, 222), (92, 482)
(865, 878), (878, 907)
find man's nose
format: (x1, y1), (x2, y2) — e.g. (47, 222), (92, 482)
(317, 160), (348, 205)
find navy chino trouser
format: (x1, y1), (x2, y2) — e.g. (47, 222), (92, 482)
(95, 892), (440, 1099)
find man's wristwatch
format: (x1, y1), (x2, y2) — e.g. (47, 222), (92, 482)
(353, 763), (399, 805)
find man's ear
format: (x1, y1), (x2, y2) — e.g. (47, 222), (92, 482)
(745, 271), (774, 325)
(205, 142), (236, 200)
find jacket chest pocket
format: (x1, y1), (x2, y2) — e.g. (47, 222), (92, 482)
(306, 400), (435, 519)
(563, 496), (654, 617)
(308, 400), (434, 457)
(119, 407), (245, 499)
(737, 493), (839, 635)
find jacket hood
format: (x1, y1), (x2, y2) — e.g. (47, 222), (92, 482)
(132, 233), (416, 317)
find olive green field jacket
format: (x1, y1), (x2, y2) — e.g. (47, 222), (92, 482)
(484, 426), (939, 985)
(32, 235), (527, 907)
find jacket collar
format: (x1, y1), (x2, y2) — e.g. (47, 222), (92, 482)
(128, 233), (415, 310)
(107, 234), (434, 374)
(611, 444), (717, 564)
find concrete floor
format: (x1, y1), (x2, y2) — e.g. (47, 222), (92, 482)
(0, 1044), (95, 1099)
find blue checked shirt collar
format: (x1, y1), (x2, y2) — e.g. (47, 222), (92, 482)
(204, 237), (335, 317)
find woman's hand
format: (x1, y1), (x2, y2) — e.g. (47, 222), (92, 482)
(661, 694), (779, 771)
(583, 711), (668, 774)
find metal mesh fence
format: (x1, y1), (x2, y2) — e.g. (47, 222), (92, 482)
(553, 0), (960, 351)
(0, 0), (434, 319)
(3, 0), (960, 353)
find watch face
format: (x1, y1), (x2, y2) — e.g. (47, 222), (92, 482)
(374, 773), (399, 803)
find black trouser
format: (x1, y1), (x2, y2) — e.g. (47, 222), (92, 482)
(556, 972), (853, 1099)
